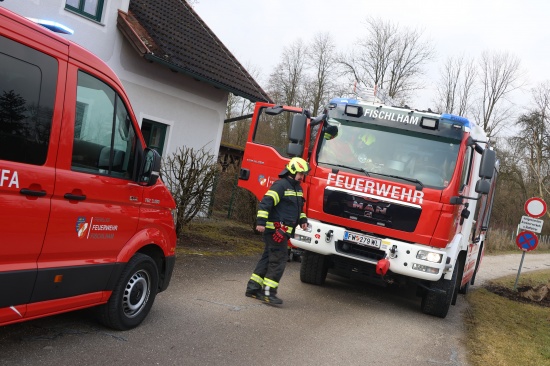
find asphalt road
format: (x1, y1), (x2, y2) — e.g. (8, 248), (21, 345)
(0, 253), (549, 366)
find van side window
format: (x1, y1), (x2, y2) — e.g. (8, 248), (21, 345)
(0, 35), (57, 165)
(72, 71), (137, 180)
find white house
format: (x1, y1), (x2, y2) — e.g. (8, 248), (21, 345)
(1, 0), (270, 159)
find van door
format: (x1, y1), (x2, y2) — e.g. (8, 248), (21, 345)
(0, 32), (63, 321)
(33, 67), (144, 307)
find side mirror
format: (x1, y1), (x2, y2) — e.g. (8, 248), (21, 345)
(140, 148), (161, 186)
(287, 142), (304, 157)
(289, 114), (307, 142)
(479, 149), (496, 179)
(474, 179), (491, 194)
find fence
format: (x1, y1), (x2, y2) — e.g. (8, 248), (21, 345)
(209, 165), (257, 228)
(485, 227), (550, 253)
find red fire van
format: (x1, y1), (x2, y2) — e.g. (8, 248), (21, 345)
(0, 7), (177, 330)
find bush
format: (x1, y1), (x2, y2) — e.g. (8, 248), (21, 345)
(161, 146), (218, 236)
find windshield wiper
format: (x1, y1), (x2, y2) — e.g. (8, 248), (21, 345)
(318, 162), (370, 177)
(368, 172), (424, 189)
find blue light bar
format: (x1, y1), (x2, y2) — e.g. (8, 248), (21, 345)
(440, 113), (471, 128)
(27, 18), (74, 35)
(329, 97), (360, 105)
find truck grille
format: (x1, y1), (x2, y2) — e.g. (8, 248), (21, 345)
(323, 188), (421, 232)
(335, 240), (385, 262)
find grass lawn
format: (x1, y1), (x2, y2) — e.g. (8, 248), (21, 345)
(465, 269), (550, 366)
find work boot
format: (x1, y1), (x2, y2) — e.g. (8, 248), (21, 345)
(245, 289), (261, 299)
(258, 293), (283, 305)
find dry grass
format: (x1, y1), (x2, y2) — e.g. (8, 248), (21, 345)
(465, 269), (550, 366)
(176, 212), (263, 256)
(485, 228), (550, 254)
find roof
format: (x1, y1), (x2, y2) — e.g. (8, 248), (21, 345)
(117, 0), (271, 103)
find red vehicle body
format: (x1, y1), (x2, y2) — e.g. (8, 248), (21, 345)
(0, 7), (176, 330)
(239, 97), (498, 318)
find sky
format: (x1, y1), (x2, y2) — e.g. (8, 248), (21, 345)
(194, 0), (550, 115)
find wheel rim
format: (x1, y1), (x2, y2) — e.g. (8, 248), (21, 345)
(122, 269), (151, 318)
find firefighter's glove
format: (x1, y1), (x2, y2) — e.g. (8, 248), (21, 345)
(273, 222), (289, 243)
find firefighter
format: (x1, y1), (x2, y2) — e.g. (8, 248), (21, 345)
(245, 157), (310, 305)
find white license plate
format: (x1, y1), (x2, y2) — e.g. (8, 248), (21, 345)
(344, 231), (381, 248)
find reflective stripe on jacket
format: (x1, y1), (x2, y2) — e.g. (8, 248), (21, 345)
(256, 176), (307, 235)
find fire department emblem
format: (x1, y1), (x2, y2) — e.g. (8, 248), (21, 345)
(76, 216), (89, 238)
(258, 175), (267, 186)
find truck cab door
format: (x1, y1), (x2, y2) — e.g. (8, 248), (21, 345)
(238, 103), (307, 200)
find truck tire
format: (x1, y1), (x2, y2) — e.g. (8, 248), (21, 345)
(420, 261), (458, 318)
(300, 250), (328, 285)
(98, 253), (159, 330)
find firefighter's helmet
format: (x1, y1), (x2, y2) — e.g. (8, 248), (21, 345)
(324, 125), (339, 140)
(279, 157), (310, 177)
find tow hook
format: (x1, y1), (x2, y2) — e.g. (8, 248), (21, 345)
(389, 244), (398, 258)
(376, 258), (390, 276)
(325, 230), (333, 243)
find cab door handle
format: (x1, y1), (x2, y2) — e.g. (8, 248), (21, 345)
(20, 188), (47, 197)
(64, 193), (86, 201)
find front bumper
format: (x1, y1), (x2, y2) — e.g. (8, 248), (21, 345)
(291, 219), (449, 281)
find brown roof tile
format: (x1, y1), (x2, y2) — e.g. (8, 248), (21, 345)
(118, 0), (271, 103)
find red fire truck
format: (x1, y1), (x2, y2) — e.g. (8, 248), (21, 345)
(238, 94), (497, 318)
(0, 7), (176, 329)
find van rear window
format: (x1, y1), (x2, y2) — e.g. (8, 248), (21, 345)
(0, 35), (57, 165)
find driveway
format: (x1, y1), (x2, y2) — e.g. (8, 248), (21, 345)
(0, 252), (548, 366)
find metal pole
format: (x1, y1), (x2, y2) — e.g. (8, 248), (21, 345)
(513, 251), (526, 291)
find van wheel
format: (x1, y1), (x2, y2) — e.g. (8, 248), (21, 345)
(420, 262), (458, 318)
(98, 253), (159, 330)
(300, 250), (328, 285)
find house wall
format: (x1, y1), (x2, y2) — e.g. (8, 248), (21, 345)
(2, 1), (228, 159)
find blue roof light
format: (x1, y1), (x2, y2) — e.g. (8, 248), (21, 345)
(440, 113), (471, 128)
(27, 18), (74, 35)
(329, 97), (360, 105)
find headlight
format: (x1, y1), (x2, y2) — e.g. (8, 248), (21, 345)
(416, 250), (443, 263)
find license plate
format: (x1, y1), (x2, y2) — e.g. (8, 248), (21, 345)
(344, 231), (381, 248)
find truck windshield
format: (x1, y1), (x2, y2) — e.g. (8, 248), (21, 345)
(317, 119), (460, 189)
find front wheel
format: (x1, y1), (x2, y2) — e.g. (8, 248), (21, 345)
(98, 253), (159, 330)
(300, 250), (329, 285)
(420, 261), (458, 318)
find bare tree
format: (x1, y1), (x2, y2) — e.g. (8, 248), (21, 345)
(305, 32), (341, 116)
(510, 82), (550, 209)
(268, 39), (307, 106)
(434, 55), (476, 115)
(473, 50), (524, 137)
(339, 17), (434, 103)
(222, 63), (262, 148)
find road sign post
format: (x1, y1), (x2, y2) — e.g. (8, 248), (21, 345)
(513, 198), (545, 290)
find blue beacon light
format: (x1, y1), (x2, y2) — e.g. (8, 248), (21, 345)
(440, 113), (471, 128)
(27, 18), (74, 35)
